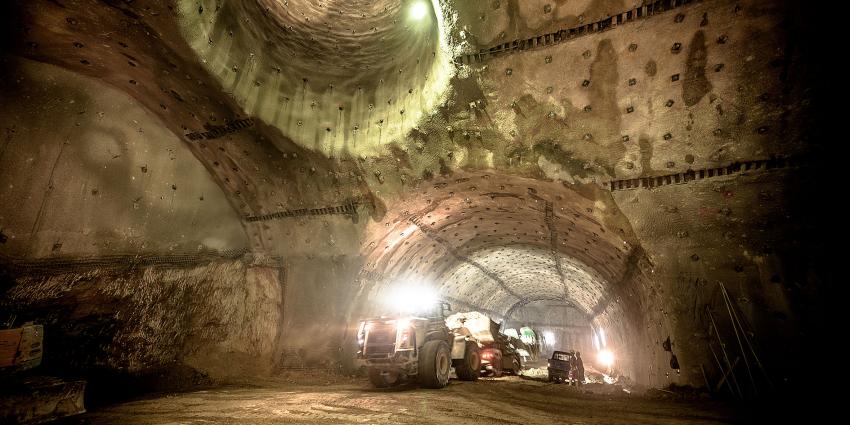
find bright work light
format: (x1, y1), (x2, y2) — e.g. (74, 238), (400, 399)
(409, 2), (428, 21)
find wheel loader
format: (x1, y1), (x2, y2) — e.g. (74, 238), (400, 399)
(356, 301), (481, 388)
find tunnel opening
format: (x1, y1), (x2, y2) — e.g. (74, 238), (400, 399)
(347, 172), (663, 385)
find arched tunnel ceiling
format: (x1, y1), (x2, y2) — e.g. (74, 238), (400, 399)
(359, 172), (636, 318)
(177, 0), (455, 156)
(439, 246), (607, 316)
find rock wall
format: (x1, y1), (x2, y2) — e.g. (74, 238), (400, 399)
(0, 58), (248, 258)
(0, 255), (284, 398)
(612, 167), (823, 392)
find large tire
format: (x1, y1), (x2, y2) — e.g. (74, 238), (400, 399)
(455, 342), (481, 381)
(418, 340), (451, 388)
(368, 369), (399, 388)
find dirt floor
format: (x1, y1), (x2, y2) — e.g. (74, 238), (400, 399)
(57, 374), (748, 425)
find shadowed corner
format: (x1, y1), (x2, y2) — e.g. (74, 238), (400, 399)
(0, 1), (25, 83)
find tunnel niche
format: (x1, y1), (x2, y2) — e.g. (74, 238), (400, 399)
(348, 172), (663, 383)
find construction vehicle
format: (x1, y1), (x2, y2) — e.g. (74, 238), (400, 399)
(446, 312), (523, 377)
(504, 327), (539, 364)
(518, 326), (542, 362)
(1, 321), (87, 423)
(356, 301), (481, 388)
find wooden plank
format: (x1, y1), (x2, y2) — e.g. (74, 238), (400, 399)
(0, 325), (43, 370)
(0, 328), (23, 367)
(15, 325), (43, 369)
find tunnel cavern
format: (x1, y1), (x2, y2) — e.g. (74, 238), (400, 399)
(0, 0), (826, 423)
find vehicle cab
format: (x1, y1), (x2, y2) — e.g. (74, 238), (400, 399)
(547, 350), (572, 383)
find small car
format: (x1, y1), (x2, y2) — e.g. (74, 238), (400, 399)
(547, 350), (572, 383)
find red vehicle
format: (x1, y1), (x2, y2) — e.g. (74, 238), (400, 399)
(479, 336), (522, 376)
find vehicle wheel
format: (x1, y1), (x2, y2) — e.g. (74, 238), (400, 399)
(418, 340), (451, 388)
(368, 369), (399, 388)
(455, 342), (481, 381)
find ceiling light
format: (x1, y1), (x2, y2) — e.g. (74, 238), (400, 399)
(409, 2), (428, 21)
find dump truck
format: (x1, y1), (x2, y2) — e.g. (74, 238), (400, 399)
(356, 301), (481, 388)
(445, 312), (523, 377)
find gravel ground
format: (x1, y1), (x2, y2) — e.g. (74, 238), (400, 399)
(57, 375), (746, 424)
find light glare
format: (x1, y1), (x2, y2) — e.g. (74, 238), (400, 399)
(543, 330), (555, 345)
(386, 284), (438, 312)
(597, 349), (614, 368)
(409, 2), (428, 20)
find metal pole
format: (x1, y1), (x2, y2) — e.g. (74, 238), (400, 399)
(721, 283), (775, 390)
(715, 357), (741, 393)
(708, 307), (743, 397)
(720, 283), (758, 396)
(708, 342), (739, 398)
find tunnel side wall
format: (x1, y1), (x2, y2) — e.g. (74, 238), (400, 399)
(0, 257), (284, 395)
(610, 168), (823, 393)
(0, 58), (249, 259)
(278, 254), (364, 370)
(592, 253), (669, 387)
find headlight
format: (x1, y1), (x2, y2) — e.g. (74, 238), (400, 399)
(396, 319), (412, 349)
(396, 319), (410, 330)
(357, 321), (368, 346)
